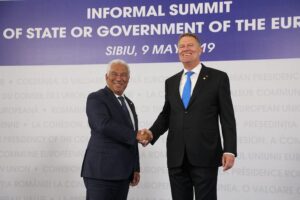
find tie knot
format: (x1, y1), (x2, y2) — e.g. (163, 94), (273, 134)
(118, 96), (125, 102)
(186, 71), (194, 77)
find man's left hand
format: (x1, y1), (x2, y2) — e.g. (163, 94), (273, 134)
(222, 153), (235, 171)
(130, 171), (140, 186)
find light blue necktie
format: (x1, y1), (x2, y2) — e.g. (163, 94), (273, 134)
(182, 71), (194, 109)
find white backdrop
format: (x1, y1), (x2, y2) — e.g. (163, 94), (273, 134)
(0, 59), (300, 200)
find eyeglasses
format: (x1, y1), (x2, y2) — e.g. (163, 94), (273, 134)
(109, 72), (129, 79)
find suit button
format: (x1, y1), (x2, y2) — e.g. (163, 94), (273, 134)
(185, 111), (188, 114)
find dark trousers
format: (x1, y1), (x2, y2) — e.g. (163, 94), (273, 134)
(168, 156), (218, 200)
(84, 177), (130, 200)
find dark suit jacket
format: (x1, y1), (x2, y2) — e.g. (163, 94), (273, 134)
(150, 64), (237, 168)
(81, 86), (139, 180)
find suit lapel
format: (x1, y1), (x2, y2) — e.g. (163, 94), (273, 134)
(104, 87), (134, 128)
(187, 64), (209, 109)
(173, 70), (185, 109)
(125, 96), (138, 131)
(104, 86), (121, 109)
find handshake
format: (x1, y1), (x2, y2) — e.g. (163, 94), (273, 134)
(136, 129), (153, 147)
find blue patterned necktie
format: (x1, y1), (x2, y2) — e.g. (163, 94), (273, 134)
(118, 96), (133, 128)
(182, 71), (194, 109)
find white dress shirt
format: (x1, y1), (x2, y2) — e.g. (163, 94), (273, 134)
(116, 94), (136, 130)
(179, 63), (202, 97)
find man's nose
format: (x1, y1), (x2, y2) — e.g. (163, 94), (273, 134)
(182, 46), (190, 51)
(115, 74), (122, 80)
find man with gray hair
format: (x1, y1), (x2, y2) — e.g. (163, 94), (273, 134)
(81, 59), (140, 200)
(138, 33), (237, 200)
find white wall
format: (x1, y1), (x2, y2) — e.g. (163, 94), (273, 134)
(0, 59), (300, 199)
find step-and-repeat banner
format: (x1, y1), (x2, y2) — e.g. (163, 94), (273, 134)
(1, 0), (300, 65)
(1, 0), (300, 200)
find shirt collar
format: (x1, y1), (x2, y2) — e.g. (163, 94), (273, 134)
(183, 63), (202, 75)
(115, 94), (125, 99)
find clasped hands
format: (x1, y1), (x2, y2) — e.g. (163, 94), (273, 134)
(136, 129), (153, 147)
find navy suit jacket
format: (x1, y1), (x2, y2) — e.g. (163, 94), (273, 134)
(81, 86), (139, 180)
(150, 64), (237, 168)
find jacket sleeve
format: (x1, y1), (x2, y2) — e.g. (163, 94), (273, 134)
(150, 80), (170, 144)
(218, 73), (237, 156)
(134, 144), (140, 172)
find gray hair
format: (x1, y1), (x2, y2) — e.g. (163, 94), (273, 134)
(106, 59), (130, 75)
(178, 33), (201, 45)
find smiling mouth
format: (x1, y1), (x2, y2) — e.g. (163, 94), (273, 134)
(113, 82), (123, 87)
(182, 53), (192, 57)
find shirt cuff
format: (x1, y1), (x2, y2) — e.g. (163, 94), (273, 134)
(223, 152), (235, 157)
